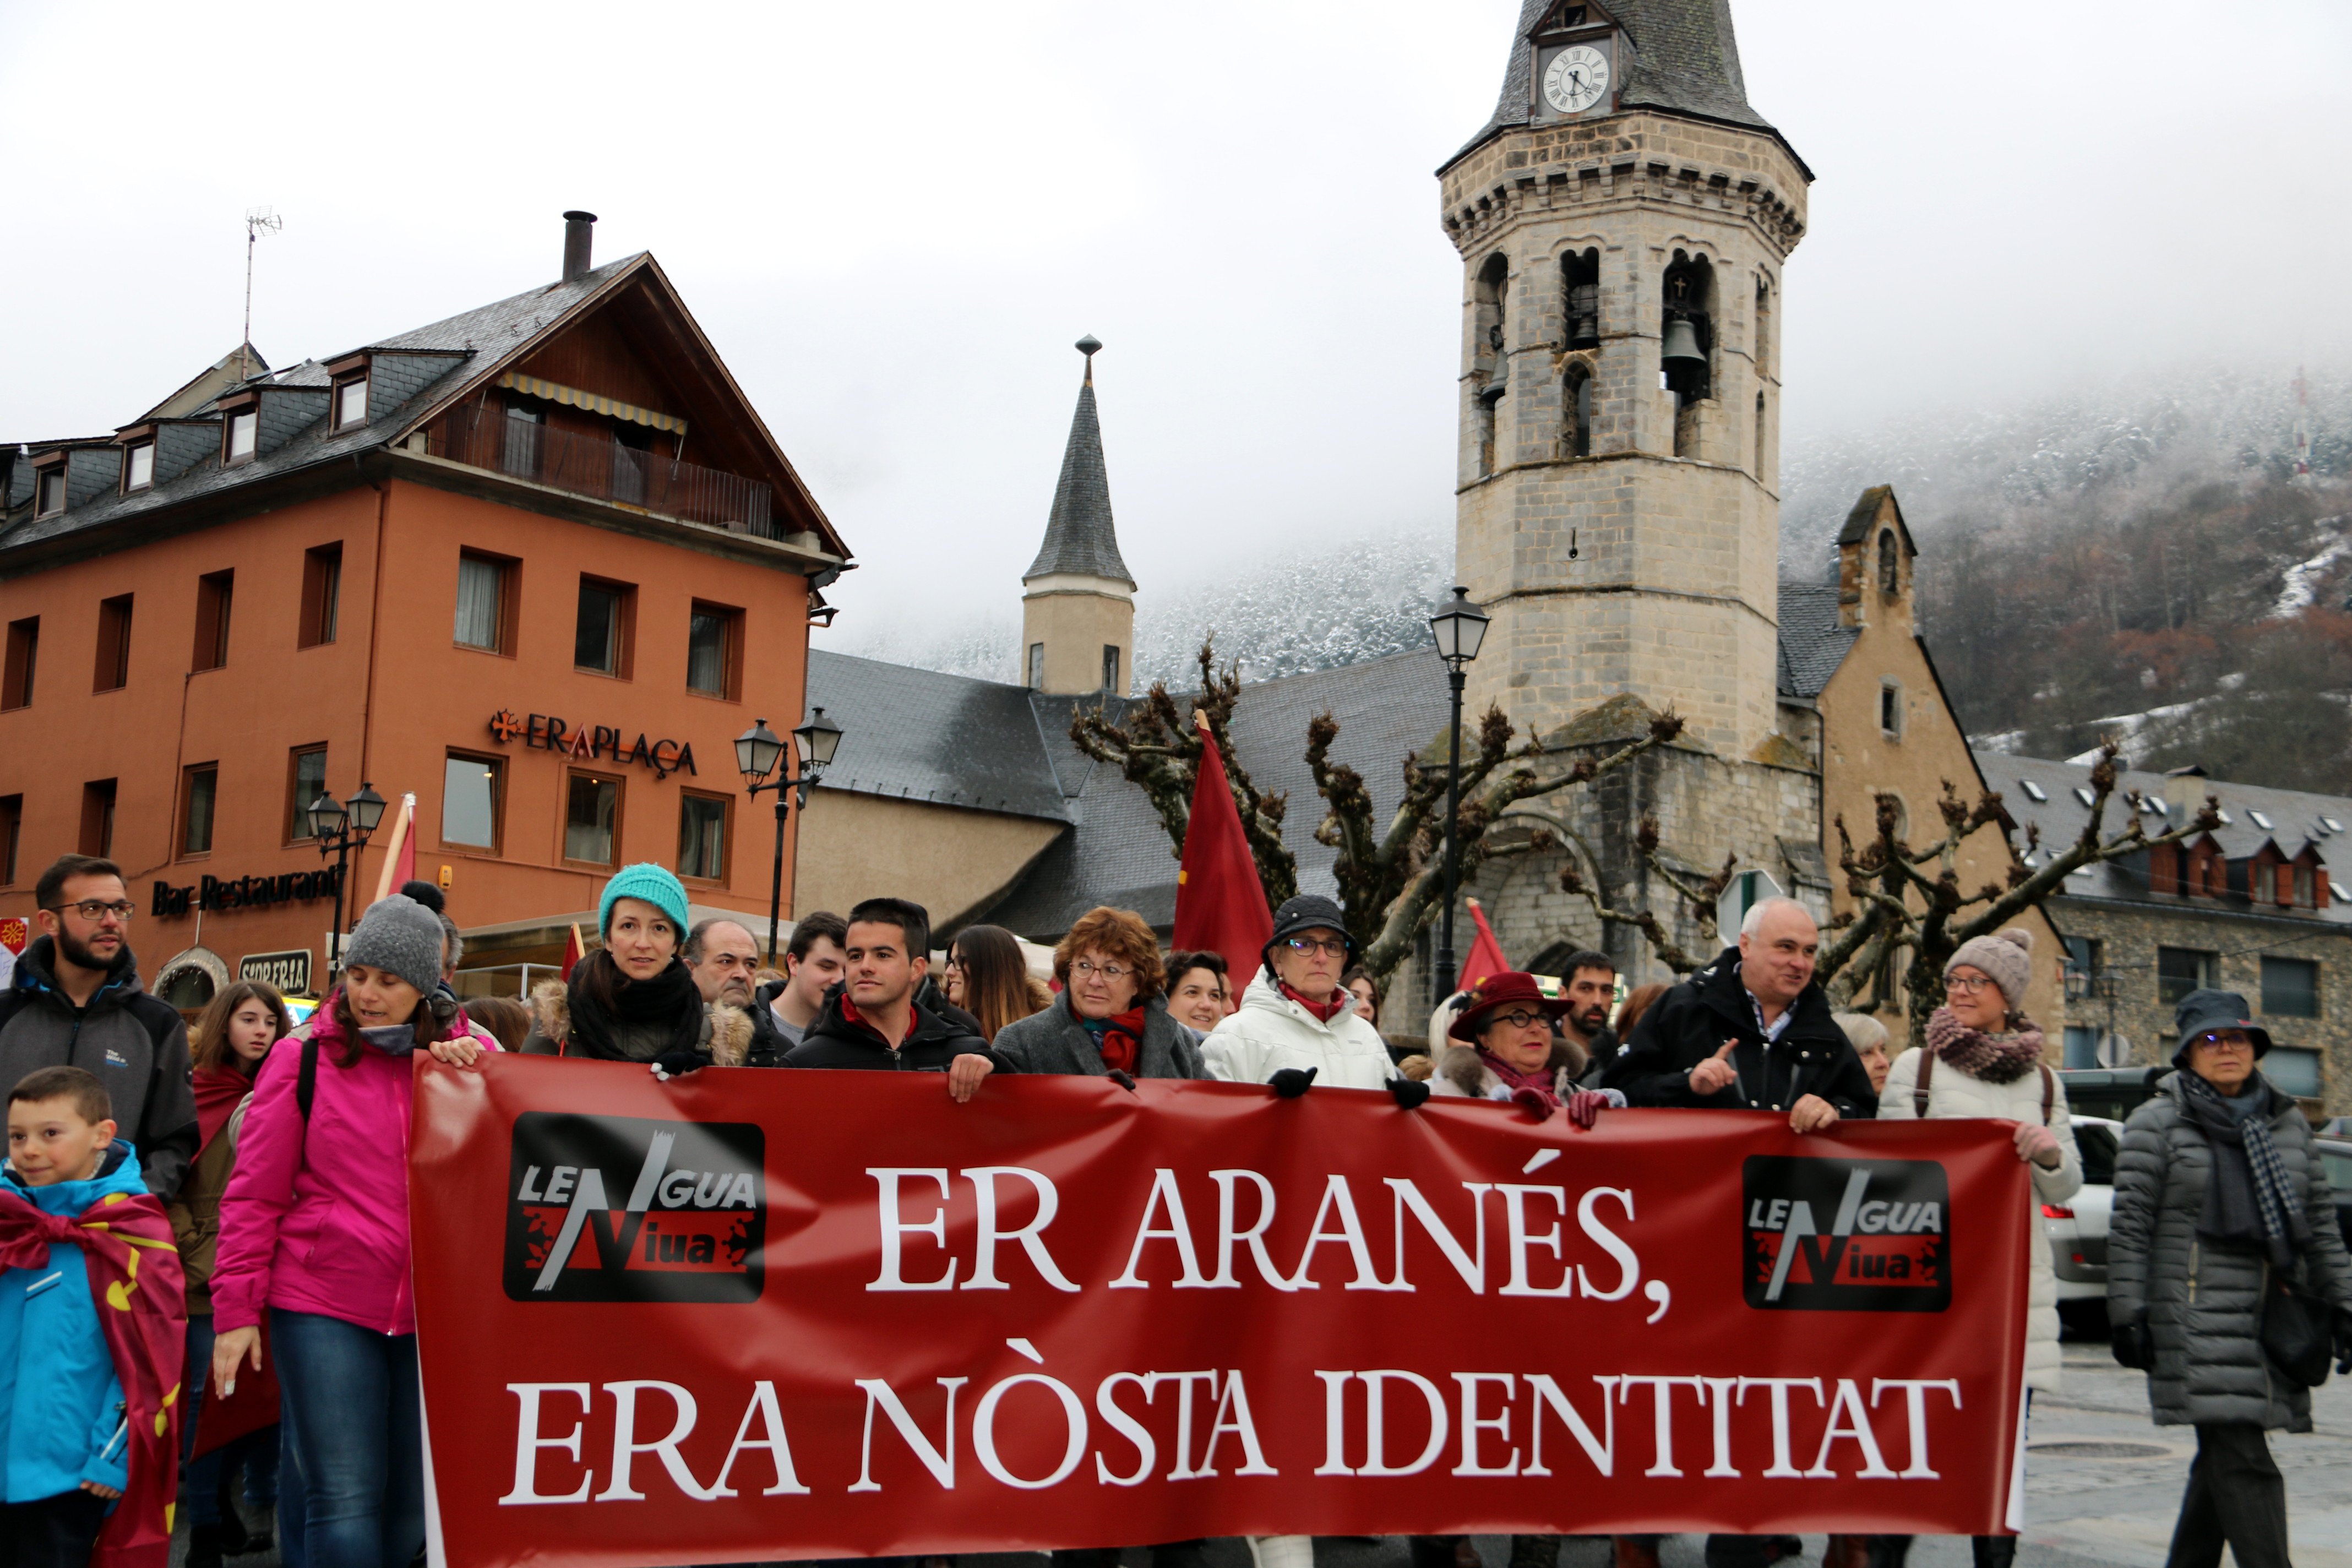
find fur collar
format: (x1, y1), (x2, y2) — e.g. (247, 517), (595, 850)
(525, 976), (750, 1067)
(1439, 1035), (1583, 1098)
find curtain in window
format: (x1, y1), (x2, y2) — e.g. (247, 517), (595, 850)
(688, 612), (726, 694)
(455, 558), (500, 649)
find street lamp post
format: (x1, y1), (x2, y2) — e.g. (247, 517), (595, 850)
(1427, 586), (1490, 998)
(307, 781), (386, 977)
(736, 708), (845, 965)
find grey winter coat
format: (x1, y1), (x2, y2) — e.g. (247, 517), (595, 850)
(0, 938), (197, 1199)
(992, 993), (1207, 1080)
(2108, 1068), (2352, 1430)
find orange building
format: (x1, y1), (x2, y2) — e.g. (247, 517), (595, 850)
(0, 215), (851, 1006)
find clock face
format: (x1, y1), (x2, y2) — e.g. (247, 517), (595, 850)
(1542, 45), (1610, 115)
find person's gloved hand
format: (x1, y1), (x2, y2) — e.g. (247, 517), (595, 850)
(2334, 1309), (2352, 1375)
(2111, 1314), (2153, 1370)
(1270, 1066), (1318, 1098)
(1510, 1086), (1555, 1120)
(649, 1049), (708, 1082)
(1388, 1077), (1431, 1109)
(1107, 1068), (1138, 1092)
(1565, 1088), (1622, 1130)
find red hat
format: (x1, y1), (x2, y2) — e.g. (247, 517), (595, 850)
(1448, 971), (1570, 1044)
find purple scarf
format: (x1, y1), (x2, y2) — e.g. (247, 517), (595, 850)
(1925, 1006), (2046, 1085)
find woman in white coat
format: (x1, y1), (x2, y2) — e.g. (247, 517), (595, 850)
(1877, 927), (2080, 1568)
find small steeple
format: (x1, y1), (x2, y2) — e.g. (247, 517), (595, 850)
(1023, 335), (1134, 587)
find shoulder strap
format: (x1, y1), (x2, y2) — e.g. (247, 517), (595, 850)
(1913, 1045), (1934, 1117)
(2039, 1061), (2055, 1124)
(297, 1036), (320, 1122)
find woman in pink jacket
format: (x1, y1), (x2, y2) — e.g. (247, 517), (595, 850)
(209, 895), (496, 1568)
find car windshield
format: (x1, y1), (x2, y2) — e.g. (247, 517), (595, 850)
(2077, 1124), (2118, 1186)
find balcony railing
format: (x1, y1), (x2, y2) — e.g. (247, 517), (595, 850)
(427, 406), (776, 538)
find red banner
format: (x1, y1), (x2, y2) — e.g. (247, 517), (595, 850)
(411, 1058), (2032, 1568)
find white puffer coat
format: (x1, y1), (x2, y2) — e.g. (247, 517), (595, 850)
(1204, 970), (1399, 1090)
(1880, 1044), (2082, 1391)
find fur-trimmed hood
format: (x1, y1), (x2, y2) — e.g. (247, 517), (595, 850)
(1434, 1035), (1585, 1100)
(522, 976), (751, 1066)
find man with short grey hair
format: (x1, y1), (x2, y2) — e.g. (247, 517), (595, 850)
(685, 918), (761, 1010)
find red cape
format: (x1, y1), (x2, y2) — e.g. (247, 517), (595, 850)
(0, 1177), (186, 1568)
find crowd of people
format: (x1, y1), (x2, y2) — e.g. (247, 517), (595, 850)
(1, 851), (2349, 1568)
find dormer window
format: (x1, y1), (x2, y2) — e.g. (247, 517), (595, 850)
(34, 468), (65, 519)
(124, 444), (155, 492)
(226, 410), (258, 466)
(2073, 786), (2095, 807)
(334, 376), (369, 432)
(2019, 780), (2048, 803)
(2249, 809), (2274, 831)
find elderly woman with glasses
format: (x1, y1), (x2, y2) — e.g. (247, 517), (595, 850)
(990, 907), (1206, 1082)
(1201, 895), (1421, 1105)
(1432, 971), (1618, 1131)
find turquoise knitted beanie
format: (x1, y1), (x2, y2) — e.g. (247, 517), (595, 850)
(599, 863), (690, 938)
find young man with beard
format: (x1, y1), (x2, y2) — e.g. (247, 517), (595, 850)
(0, 857), (195, 1199)
(1554, 948), (1618, 1071)
(780, 898), (1005, 1098)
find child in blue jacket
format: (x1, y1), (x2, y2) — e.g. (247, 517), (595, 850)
(1, 1066), (151, 1568)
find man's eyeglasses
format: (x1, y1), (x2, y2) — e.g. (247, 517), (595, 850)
(1283, 937), (1347, 957)
(1072, 959), (1131, 981)
(1484, 1008), (1550, 1031)
(1943, 974), (1997, 994)
(47, 900), (135, 923)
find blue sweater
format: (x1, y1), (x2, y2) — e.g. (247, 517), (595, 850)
(0, 1141), (146, 1502)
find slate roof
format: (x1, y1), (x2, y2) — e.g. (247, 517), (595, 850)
(1973, 750), (2352, 925)
(802, 651), (1077, 821)
(1445, 0), (1804, 175)
(1022, 358), (1132, 586)
(1774, 579), (1858, 699)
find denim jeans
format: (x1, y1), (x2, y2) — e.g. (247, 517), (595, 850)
(183, 1314), (283, 1530)
(271, 1308), (423, 1568)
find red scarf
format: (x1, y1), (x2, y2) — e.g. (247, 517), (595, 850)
(191, 1067), (254, 1155)
(1477, 1049), (1562, 1110)
(0, 1179), (186, 1568)
(1280, 981), (1350, 1024)
(1083, 1005), (1148, 1074)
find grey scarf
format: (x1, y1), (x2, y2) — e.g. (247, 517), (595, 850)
(2179, 1070), (2307, 1268)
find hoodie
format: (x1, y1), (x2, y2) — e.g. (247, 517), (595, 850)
(0, 940), (196, 1200)
(0, 1141), (149, 1502)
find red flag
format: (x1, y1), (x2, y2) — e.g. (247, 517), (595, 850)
(1172, 714), (1273, 986)
(560, 923), (586, 980)
(1456, 897), (1510, 992)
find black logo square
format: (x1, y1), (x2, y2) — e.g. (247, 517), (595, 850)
(503, 1112), (765, 1303)
(1741, 1155), (1950, 1312)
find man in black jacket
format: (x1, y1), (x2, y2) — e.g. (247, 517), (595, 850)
(779, 897), (1008, 1098)
(1601, 897), (1875, 1131)
(1602, 897), (1875, 1568)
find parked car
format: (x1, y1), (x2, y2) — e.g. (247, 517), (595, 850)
(2057, 1066), (2166, 1126)
(2315, 1138), (2352, 1249)
(2050, 1114), (2123, 1335)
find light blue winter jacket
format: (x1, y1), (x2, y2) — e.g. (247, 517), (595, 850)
(0, 1141), (146, 1502)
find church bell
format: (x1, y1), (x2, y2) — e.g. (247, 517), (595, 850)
(1660, 316), (1705, 368)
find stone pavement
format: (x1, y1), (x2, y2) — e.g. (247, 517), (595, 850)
(175, 1337), (2352, 1568)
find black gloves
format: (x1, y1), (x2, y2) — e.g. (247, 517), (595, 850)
(649, 1049), (709, 1081)
(2111, 1314), (2153, 1371)
(1270, 1066), (1318, 1098)
(1107, 1069), (1138, 1092)
(1388, 1077), (1431, 1109)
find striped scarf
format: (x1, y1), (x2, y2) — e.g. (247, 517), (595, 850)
(2179, 1069), (2306, 1268)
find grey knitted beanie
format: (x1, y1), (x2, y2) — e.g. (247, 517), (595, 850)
(1945, 927), (2034, 1012)
(342, 894), (448, 995)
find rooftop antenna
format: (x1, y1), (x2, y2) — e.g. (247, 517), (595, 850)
(240, 206), (283, 382)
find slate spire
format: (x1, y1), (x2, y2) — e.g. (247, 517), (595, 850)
(1023, 335), (1134, 587)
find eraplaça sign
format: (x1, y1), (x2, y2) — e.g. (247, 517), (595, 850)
(489, 710), (698, 780)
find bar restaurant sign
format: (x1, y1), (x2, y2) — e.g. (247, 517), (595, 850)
(488, 709), (699, 780)
(151, 863), (345, 918)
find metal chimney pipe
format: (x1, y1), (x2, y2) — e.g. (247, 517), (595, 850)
(562, 210), (597, 282)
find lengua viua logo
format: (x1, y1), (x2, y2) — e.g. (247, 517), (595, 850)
(503, 1112), (765, 1304)
(1741, 1156), (1950, 1312)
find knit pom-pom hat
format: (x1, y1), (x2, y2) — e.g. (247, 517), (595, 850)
(598, 863), (690, 938)
(1945, 927), (2034, 1011)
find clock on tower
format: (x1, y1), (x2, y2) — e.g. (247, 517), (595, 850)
(1529, 2), (1616, 121)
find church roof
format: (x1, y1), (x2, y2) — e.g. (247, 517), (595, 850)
(1444, 0), (1805, 177)
(1776, 579), (1859, 699)
(1023, 347), (1133, 587)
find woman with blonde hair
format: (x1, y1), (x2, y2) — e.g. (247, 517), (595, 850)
(942, 924), (1050, 1043)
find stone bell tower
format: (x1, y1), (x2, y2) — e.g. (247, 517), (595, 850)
(1021, 335), (1136, 696)
(1440, 0), (1809, 760)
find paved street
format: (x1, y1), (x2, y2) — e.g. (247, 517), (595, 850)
(174, 1334), (2352, 1568)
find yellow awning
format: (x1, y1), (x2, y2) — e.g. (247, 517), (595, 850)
(496, 372), (688, 435)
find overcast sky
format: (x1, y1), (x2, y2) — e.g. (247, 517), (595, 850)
(4, 1), (2346, 648)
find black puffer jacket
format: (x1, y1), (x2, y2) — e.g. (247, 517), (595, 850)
(2108, 1069), (2352, 1431)
(781, 985), (1009, 1073)
(1598, 946), (1876, 1118)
